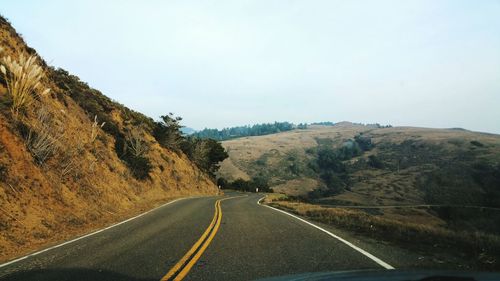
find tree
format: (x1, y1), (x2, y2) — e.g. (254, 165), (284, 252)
(153, 113), (184, 151)
(354, 134), (374, 151)
(125, 128), (149, 157)
(368, 155), (384, 169)
(183, 137), (228, 178)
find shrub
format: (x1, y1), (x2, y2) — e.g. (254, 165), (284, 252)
(367, 155), (384, 169)
(354, 134), (374, 151)
(0, 164), (6, 180)
(0, 48), (50, 116)
(470, 140), (484, 147)
(221, 177), (273, 192)
(125, 128), (149, 157)
(19, 106), (62, 165)
(122, 153), (152, 180)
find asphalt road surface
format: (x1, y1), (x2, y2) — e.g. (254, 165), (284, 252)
(0, 192), (393, 281)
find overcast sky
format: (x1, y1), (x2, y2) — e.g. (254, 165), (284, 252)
(2, 0), (499, 133)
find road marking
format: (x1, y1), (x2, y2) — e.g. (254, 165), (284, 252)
(0, 196), (199, 269)
(257, 196), (395, 270)
(162, 195), (246, 281)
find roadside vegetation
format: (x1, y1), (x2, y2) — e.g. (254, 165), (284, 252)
(217, 176), (273, 193)
(266, 196), (500, 270)
(0, 47), (50, 117)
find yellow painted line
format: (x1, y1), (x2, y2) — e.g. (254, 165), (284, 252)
(161, 195), (247, 281)
(160, 200), (220, 281)
(173, 200), (222, 280)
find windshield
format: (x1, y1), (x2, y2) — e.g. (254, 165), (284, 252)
(0, 1), (499, 281)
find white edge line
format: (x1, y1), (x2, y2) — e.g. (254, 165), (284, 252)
(257, 196), (395, 270)
(0, 196), (200, 268)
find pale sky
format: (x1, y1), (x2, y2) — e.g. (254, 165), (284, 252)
(2, 0), (500, 133)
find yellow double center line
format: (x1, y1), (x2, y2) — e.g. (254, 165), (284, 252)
(161, 196), (244, 281)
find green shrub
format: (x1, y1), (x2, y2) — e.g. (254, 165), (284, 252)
(367, 155), (384, 169)
(122, 153), (152, 180)
(470, 140), (484, 147)
(354, 134), (373, 151)
(0, 164), (6, 180)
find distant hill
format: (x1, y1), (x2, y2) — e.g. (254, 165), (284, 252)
(180, 127), (196, 135)
(219, 123), (500, 207)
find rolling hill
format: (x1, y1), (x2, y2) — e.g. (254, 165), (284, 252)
(220, 122), (500, 232)
(219, 122), (500, 268)
(220, 122), (500, 203)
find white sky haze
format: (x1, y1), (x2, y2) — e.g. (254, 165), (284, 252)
(2, 0), (500, 133)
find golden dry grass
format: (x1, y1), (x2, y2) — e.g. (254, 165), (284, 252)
(220, 123), (500, 204)
(269, 200), (500, 269)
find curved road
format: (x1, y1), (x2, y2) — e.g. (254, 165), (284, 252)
(0, 192), (392, 281)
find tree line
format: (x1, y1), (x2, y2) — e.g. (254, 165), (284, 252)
(217, 177), (273, 193)
(192, 122), (307, 141)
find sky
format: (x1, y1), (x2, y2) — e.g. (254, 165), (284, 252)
(1, 0), (500, 133)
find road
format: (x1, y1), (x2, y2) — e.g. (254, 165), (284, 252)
(0, 192), (394, 281)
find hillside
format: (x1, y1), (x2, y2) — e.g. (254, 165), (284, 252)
(220, 123), (500, 200)
(0, 16), (219, 262)
(219, 122), (384, 193)
(219, 123), (500, 244)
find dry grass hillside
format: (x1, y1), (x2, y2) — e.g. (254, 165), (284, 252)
(0, 16), (218, 262)
(219, 123), (379, 194)
(220, 123), (500, 269)
(220, 123), (500, 202)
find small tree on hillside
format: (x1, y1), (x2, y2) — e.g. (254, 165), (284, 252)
(126, 128), (149, 157)
(153, 113), (184, 151)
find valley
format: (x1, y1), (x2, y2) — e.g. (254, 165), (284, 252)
(218, 123), (500, 269)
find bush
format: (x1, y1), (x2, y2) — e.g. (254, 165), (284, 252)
(470, 140), (484, 147)
(0, 164), (6, 181)
(221, 177), (273, 192)
(122, 153), (152, 180)
(18, 106), (61, 165)
(125, 128), (149, 157)
(367, 155), (384, 169)
(0, 49), (51, 116)
(354, 134), (374, 151)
